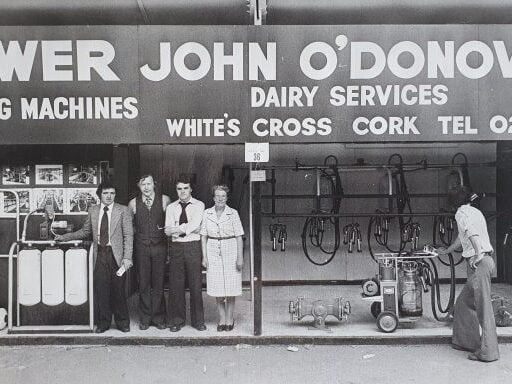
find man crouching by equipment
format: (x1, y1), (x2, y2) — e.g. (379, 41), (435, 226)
(438, 185), (499, 362)
(56, 180), (134, 333)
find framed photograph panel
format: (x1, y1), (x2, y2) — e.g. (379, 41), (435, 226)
(66, 188), (99, 214)
(2, 165), (30, 185)
(33, 188), (65, 214)
(35, 164), (63, 185)
(0, 189), (31, 216)
(68, 163), (99, 185)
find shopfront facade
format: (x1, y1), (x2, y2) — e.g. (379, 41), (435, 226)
(1, 1), (512, 337)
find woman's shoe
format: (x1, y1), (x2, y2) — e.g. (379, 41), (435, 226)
(226, 321), (234, 332)
(217, 324), (226, 332)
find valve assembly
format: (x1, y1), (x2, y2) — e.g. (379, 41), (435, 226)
(289, 296), (351, 330)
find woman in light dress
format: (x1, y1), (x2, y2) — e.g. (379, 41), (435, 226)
(201, 185), (244, 331)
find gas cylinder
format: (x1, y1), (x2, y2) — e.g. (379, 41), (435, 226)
(398, 261), (422, 316)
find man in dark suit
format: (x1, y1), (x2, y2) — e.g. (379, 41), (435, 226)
(56, 180), (134, 333)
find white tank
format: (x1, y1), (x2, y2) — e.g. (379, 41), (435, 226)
(18, 249), (41, 306)
(65, 247), (88, 306)
(41, 248), (64, 306)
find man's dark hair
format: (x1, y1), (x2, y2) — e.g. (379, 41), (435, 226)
(96, 180), (117, 198)
(175, 174), (195, 188)
(448, 185), (472, 208)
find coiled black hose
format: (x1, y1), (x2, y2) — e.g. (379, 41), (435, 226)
(422, 254), (456, 321)
(301, 155), (343, 266)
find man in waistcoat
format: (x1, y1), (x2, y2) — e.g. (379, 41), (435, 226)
(128, 175), (170, 330)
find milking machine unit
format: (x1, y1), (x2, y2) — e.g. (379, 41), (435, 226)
(7, 200), (94, 333)
(361, 245), (438, 333)
(269, 223), (287, 252)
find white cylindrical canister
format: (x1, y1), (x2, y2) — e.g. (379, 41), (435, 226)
(41, 248), (65, 306)
(65, 248), (88, 306)
(18, 249), (42, 306)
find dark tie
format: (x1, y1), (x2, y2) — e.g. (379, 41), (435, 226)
(100, 206), (109, 246)
(179, 202), (190, 237)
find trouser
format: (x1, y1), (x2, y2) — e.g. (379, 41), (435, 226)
(136, 241), (167, 325)
(94, 246), (130, 329)
(452, 255), (499, 361)
(167, 241), (204, 327)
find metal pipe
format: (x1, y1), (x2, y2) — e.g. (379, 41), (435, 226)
(457, 168), (465, 187)
(260, 192), (497, 199)
(316, 168), (321, 212)
(88, 244), (95, 331)
(249, 163), (254, 302)
(271, 168), (276, 216)
(227, 162), (495, 171)
(7, 241), (17, 331)
(260, 211), (496, 218)
(253, 181), (263, 336)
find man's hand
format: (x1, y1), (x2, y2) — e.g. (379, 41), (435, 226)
(202, 257), (208, 270)
(469, 253), (484, 269)
(122, 259), (133, 271)
(54, 234), (64, 242)
(436, 247), (449, 256)
(236, 257), (243, 271)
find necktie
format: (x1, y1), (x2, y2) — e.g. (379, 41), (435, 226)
(179, 202), (190, 237)
(100, 206), (109, 246)
(179, 202), (190, 224)
(145, 197), (152, 209)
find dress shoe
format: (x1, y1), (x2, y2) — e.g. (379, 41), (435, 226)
(217, 324), (226, 332)
(118, 326), (130, 333)
(139, 323), (149, 331)
(154, 323), (167, 330)
(95, 327), (109, 334)
(226, 321), (234, 332)
(194, 324), (207, 331)
(169, 324), (183, 332)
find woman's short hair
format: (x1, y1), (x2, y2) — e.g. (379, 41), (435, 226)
(212, 184), (230, 196)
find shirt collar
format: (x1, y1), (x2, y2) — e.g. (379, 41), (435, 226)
(177, 197), (196, 205)
(206, 205), (232, 215)
(100, 203), (114, 211)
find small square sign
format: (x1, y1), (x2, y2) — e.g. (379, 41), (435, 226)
(250, 170), (267, 182)
(245, 142), (269, 163)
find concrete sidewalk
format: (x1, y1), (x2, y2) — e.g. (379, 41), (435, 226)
(1, 284), (512, 345)
(1, 344), (512, 384)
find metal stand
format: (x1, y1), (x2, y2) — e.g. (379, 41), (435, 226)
(8, 240), (94, 334)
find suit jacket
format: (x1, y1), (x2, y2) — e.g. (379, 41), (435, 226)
(60, 202), (133, 267)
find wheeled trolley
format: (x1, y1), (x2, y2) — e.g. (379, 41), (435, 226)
(362, 246), (438, 333)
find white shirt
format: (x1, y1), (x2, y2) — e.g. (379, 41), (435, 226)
(98, 203), (113, 246)
(165, 197), (204, 242)
(455, 204), (493, 258)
